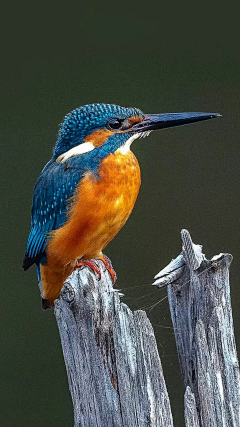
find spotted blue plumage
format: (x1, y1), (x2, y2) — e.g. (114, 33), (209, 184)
(23, 103), (143, 270)
(25, 159), (80, 262)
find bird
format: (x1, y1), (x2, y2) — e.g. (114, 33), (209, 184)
(23, 103), (220, 309)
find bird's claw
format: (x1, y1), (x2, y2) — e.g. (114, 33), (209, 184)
(75, 256), (117, 285)
(101, 255), (117, 285)
(75, 259), (101, 280)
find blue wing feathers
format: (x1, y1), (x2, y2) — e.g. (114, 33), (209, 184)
(24, 158), (85, 266)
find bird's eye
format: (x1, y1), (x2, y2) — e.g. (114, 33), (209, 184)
(108, 118), (122, 130)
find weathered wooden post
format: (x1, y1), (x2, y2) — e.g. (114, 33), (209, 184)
(54, 229), (240, 426)
(54, 264), (174, 427)
(153, 229), (240, 427)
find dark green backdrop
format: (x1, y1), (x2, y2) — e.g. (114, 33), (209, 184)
(1, 1), (240, 425)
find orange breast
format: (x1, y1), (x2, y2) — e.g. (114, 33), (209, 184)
(47, 150), (141, 263)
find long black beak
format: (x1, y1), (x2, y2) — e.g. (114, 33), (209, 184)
(130, 112), (221, 133)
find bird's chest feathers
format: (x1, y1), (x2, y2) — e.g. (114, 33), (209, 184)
(49, 149), (141, 260)
(98, 150), (141, 203)
(71, 150), (141, 233)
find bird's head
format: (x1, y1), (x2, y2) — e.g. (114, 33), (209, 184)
(54, 103), (220, 163)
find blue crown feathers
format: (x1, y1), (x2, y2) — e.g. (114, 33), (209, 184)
(54, 103), (142, 157)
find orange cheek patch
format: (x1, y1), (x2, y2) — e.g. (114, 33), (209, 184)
(84, 129), (114, 147)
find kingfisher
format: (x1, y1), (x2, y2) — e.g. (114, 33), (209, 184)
(23, 103), (220, 308)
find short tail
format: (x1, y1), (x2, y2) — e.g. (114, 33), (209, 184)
(22, 252), (46, 270)
(22, 253), (36, 270)
(42, 298), (54, 310)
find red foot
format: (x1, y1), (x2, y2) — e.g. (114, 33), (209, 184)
(101, 255), (117, 285)
(75, 259), (101, 280)
(75, 256), (117, 284)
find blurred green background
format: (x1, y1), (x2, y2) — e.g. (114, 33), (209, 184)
(1, 0), (240, 425)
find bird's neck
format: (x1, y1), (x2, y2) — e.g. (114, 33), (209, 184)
(53, 132), (135, 160)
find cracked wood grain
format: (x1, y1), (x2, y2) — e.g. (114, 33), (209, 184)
(54, 263), (173, 427)
(153, 230), (240, 427)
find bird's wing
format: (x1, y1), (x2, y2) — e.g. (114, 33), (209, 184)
(23, 158), (85, 269)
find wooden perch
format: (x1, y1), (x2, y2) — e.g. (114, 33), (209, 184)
(153, 229), (240, 427)
(54, 264), (174, 427)
(54, 229), (240, 427)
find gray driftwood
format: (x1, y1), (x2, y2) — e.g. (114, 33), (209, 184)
(54, 263), (174, 427)
(153, 229), (240, 427)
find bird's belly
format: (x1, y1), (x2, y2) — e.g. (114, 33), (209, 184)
(47, 151), (141, 262)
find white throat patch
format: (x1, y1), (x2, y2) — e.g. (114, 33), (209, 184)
(116, 131), (152, 155)
(57, 130), (152, 162)
(56, 142), (94, 163)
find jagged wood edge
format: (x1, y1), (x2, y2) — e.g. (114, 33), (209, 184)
(153, 229), (240, 427)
